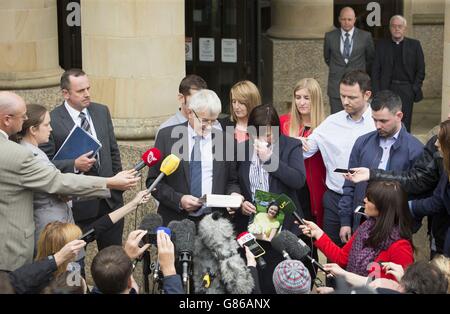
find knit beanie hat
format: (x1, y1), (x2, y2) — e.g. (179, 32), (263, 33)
(272, 260), (311, 294)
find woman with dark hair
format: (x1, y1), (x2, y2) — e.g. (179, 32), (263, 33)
(300, 180), (414, 281)
(234, 104), (307, 293)
(248, 201), (281, 242)
(410, 119), (450, 257)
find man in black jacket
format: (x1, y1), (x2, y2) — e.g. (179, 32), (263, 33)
(372, 15), (425, 132)
(346, 112), (450, 257)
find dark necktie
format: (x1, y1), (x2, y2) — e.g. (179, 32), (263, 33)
(190, 135), (202, 198)
(343, 32), (351, 60)
(79, 111), (100, 171)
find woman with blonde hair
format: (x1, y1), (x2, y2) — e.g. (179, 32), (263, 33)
(36, 222), (83, 275)
(219, 80), (261, 143)
(280, 78), (327, 228)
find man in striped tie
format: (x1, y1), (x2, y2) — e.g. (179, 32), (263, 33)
(324, 6), (375, 114)
(40, 69), (125, 254)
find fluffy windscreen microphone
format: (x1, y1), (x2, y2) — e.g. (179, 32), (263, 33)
(138, 213), (163, 245)
(194, 213), (254, 294)
(134, 148), (161, 171)
(271, 231), (292, 260)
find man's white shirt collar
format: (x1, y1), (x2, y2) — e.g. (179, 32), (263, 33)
(64, 101), (89, 122)
(0, 129), (8, 139)
(341, 27), (355, 37)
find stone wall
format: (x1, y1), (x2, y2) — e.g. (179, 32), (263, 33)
(412, 24), (444, 99)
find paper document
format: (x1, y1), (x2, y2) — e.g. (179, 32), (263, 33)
(200, 194), (243, 208)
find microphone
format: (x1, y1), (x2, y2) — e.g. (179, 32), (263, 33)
(276, 230), (330, 275)
(134, 148), (161, 171)
(139, 213), (163, 245)
(193, 212), (255, 294)
(171, 219), (196, 292)
(271, 231), (292, 260)
(147, 154), (181, 192)
(236, 231), (267, 269)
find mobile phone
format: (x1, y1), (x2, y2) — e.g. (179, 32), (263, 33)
(244, 239), (266, 258)
(354, 205), (368, 217)
(142, 227), (172, 245)
(292, 211), (306, 225)
(334, 168), (355, 174)
(79, 229), (96, 243)
(236, 232), (266, 258)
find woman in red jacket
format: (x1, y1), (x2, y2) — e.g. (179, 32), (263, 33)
(300, 180), (414, 281)
(279, 78), (326, 227)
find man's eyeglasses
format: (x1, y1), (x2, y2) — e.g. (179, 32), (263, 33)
(7, 113), (28, 120)
(191, 109), (216, 126)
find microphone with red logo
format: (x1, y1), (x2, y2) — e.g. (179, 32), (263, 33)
(133, 148), (161, 172)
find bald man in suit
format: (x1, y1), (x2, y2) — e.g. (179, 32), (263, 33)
(324, 7), (375, 114)
(0, 91), (138, 271)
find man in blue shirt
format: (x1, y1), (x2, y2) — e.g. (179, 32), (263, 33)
(338, 90), (423, 240)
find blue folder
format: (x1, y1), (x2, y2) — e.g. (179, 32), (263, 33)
(52, 126), (102, 161)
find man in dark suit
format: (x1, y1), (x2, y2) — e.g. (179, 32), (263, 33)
(146, 89), (243, 226)
(40, 69), (124, 250)
(372, 15), (425, 132)
(324, 6), (375, 114)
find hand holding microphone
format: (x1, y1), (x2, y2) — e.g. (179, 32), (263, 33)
(298, 219), (324, 240)
(157, 230), (177, 277)
(106, 169), (140, 191)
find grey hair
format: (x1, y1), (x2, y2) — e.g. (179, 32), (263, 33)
(188, 89), (222, 116)
(390, 15), (407, 27)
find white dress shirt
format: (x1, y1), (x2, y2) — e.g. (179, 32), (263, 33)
(304, 106), (376, 194)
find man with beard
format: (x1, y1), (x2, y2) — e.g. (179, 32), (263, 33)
(338, 90), (423, 240)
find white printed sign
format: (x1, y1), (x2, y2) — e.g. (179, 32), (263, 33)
(199, 37), (215, 62)
(221, 38), (237, 63)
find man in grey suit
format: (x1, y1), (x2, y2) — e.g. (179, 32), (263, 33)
(40, 69), (126, 251)
(146, 89), (243, 225)
(324, 7), (375, 114)
(0, 91), (138, 271)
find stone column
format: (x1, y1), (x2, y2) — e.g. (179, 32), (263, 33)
(0, 0), (63, 108)
(263, 0), (333, 114)
(267, 0), (334, 39)
(442, 0), (450, 120)
(81, 0), (185, 140)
